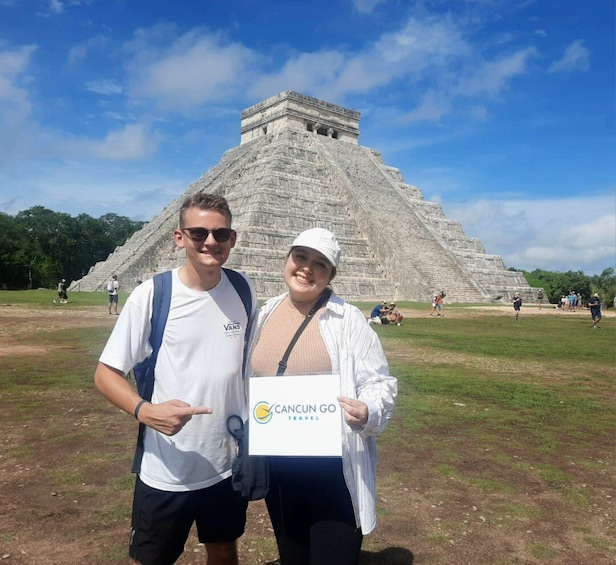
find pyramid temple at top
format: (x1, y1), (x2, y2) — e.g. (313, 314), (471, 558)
(72, 90), (534, 303)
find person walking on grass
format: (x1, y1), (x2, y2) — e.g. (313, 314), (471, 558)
(513, 292), (522, 321)
(588, 293), (602, 329)
(53, 279), (68, 304)
(94, 193), (256, 565)
(107, 274), (120, 315)
(435, 291), (445, 317)
(430, 293), (438, 315)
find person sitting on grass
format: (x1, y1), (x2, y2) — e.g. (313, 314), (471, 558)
(368, 301), (387, 325)
(386, 302), (403, 326)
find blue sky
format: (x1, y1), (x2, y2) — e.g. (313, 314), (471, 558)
(1, 0), (614, 275)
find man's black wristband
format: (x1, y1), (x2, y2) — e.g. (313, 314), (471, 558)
(134, 399), (147, 420)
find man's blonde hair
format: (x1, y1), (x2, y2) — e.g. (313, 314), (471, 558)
(179, 193), (232, 227)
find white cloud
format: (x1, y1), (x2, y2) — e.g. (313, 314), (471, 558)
(249, 50), (347, 101)
(252, 14), (470, 103)
(67, 35), (109, 65)
(401, 89), (452, 123)
(0, 157), (188, 221)
(122, 26), (257, 112)
(85, 78), (123, 96)
(453, 47), (537, 98)
(0, 41), (161, 167)
(85, 122), (163, 160)
(565, 214), (616, 248)
(548, 39), (590, 73)
(0, 44), (36, 114)
(49, 0), (63, 14)
(54, 10), (539, 133)
(470, 105), (489, 120)
(254, 13), (538, 127)
(128, 13), (460, 106)
(444, 194), (616, 274)
(0, 44), (38, 165)
(350, 0), (385, 15)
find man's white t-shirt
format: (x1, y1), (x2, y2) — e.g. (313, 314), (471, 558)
(99, 268), (252, 492)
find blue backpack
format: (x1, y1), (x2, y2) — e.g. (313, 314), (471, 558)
(131, 268), (254, 473)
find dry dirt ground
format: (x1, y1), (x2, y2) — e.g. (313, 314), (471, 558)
(0, 303), (614, 564)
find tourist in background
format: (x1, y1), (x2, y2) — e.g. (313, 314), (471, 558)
(386, 301), (403, 326)
(107, 274), (120, 315)
(247, 227), (397, 565)
(513, 292), (522, 321)
(536, 289), (544, 309)
(54, 278), (68, 304)
(368, 300), (386, 324)
(568, 291), (577, 311)
(435, 291), (445, 316)
(588, 293), (602, 329)
(430, 292), (438, 315)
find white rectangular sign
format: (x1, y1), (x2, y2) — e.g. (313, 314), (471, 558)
(248, 374), (342, 457)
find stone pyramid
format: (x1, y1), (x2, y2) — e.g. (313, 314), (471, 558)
(72, 91), (533, 303)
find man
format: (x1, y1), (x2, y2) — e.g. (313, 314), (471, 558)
(588, 293), (602, 329)
(94, 193), (256, 565)
(513, 292), (522, 321)
(435, 291), (445, 317)
(107, 274), (120, 315)
(536, 289), (544, 309)
(368, 300), (387, 324)
(568, 290), (577, 311)
(54, 278), (68, 304)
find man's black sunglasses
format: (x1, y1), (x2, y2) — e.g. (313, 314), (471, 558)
(180, 227), (234, 243)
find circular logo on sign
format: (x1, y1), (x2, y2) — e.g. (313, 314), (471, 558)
(253, 401), (273, 424)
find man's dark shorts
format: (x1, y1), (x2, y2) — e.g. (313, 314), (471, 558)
(129, 476), (247, 565)
(108, 294), (119, 304)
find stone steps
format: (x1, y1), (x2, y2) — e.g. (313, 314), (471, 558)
(313, 136), (485, 302)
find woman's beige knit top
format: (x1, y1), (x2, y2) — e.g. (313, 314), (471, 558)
(250, 296), (332, 376)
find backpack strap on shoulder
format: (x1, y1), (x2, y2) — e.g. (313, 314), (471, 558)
(131, 270), (172, 473)
(223, 268), (253, 320)
(223, 268), (255, 377)
(142, 270), (172, 399)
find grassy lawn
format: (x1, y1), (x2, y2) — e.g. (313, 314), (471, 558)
(0, 294), (614, 564)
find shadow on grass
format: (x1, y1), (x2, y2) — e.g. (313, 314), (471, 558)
(261, 547), (414, 565)
(360, 547), (414, 564)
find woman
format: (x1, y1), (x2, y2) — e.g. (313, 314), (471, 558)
(247, 228), (397, 565)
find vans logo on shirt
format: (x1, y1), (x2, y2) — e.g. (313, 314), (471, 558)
(224, 320), (242, 337)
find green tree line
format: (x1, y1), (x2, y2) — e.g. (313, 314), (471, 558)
(513, 267), (616, 308)
(1, 206), (614, 305)
(0, 207), (145, 290)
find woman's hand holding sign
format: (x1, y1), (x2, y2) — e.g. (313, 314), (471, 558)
(337, 396), (368, 429)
